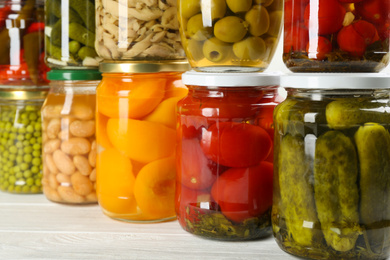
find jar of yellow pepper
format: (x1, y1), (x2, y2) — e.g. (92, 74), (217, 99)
(96, 62), (189, 222)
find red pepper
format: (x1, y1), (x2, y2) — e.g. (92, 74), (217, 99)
(355, 0), (389, 25)
(26, 22), (45, 34)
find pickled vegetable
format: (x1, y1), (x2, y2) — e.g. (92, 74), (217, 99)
(355, 123), (390, 254)
(0, 1), (48, 85)
(283, 0), (389, 72)
(45, 0), (99, 68)
(178, 0), (283, 72)
(314, 131), (360, 252)
(278, 134), (319, 246)
(0, 103), (45, 194)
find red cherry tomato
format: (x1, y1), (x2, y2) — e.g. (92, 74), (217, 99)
(256, 104), (276, 140)
(304, 0), (346, 35)
(177, 139), (221, 190)
(211, 161), (273, 223)
(306, 36), (332, 60)
(284, 0), (307, 26)
(26, 22), (45, 33)
(355, 0), (389, 25)
(337, 20), (380, 57)
(175, 184), (211, 227)
(284, 24), (309, 53)
(0, 6), (12, 29)
(201, 122), (272, 168)
(178, 114), (209, 139)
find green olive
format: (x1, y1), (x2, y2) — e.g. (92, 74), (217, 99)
(254, 0), (274, 7)
(180, 0), (201, 19)
(233, 36), (266, 60)
(214, 16), (248, 43)
(267, 0), (283, 11)
(203, 0), (227, 21)
(186, 38), (205, 61)
(226, 0), (252, 13)
(203, 37), (232, 62)
(187, 14), (213, 41)
(245, 5), (270, 37)
(0, 105), (43, 194)
(267, 11), (282, 37)
(263, 36), (278, 60)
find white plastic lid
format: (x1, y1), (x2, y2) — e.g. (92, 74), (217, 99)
(182, 71), (281, 87)
(281, 73), (390, 89)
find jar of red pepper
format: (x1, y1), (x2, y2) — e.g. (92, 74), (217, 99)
(283, 0), (390, 72)
(0, 0), (49, 85)
(176, 71), (282, 240)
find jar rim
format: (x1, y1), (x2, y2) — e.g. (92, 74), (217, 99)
(99, 61), (190, 73)
(281, 73), (390, 89)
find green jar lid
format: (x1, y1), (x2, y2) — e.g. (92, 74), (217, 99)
(47, 70), (102, 81)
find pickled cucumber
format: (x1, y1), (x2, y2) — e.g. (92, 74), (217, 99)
(78, 46), (97, 60)
(68, 23), (95, 48)
(50, 19), (62, 47)
(326, 99), (390, 129)
(279, 134), (319, 246)
(69, 0), (95, 32)
(314, 131), (360, 252)
(355, 123), (390, 254)
(46, 0), (84, 25)
(274, 99), (297, 135)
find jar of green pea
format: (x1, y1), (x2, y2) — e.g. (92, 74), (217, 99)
(0, 86), (48, 194)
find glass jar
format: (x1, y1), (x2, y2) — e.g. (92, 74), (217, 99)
(178, 0), (283, 72)
(95, 0), (186, 62)
(0, 86), (48, 194)
(283, 0), (390, 72)
(273, 74), (390, 259)
(176, 71), (282, 240)
(45, 0), (100, 69)
(96, 62), (188, 222)
(0, 0), (49, 85)
(41, 70), (101, 204)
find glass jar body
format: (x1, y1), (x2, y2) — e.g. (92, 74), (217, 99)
(0, 87), (48, 194)
(45, 0), (99, 69)
(95, 0), (186, 62)
(96, 72), (187, 222)
(283, 0), (390, 72)
(41, 81), (98, 204)
(273, 88), (390, 259)
(178, 0), (283, 72)
(0, 0), (48, 85)
(176, 85), (281, 240)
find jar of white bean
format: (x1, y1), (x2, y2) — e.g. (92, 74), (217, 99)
(41, 70), (101, 204)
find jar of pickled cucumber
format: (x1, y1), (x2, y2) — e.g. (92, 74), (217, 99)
(273, 74), (390, 259)
(96, 62), (188, 222)
(45, 0), (100, 68)
(41, 70), (101, 204)
(95, 0), (186, 62)
(178, 0), (283, 72)
(283, 0), (390, 72)
(176, 71), (282, 240)
(0, 0), (49, 85)
(0, 86), (48, 194)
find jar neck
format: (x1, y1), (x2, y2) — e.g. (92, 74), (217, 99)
(49, 81), (98, 95)
(188, 85), (277, 99)
(287, 88), (390, 99)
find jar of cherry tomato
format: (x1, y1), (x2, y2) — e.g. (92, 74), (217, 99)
(41, 70), (101, 204)
(273, 74), (390, 259)
(176, 71), (282, 240)
(96, 62), (189, 222)
(0, 0), (49, 85)
(283, 0), (390, 72)
(0, 86), (48, 194)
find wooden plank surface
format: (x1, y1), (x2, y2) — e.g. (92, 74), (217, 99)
(0, 192), (296, 259)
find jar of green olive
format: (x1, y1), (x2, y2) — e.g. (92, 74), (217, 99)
(0, 86), (48, 194)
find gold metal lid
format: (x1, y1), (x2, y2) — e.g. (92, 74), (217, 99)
(0, 86), (49, 100)
(99, 61), (191, 73)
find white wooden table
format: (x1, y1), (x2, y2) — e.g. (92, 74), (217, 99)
(0, 192), (297, 260)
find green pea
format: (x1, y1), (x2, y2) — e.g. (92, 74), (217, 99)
(22, 185), (30, 193)
(32, 150), (40, 157)
(32, 157), (41, 166)
(8, 175), (16, 184)
(9, 146), (17, 154)
(8, 185), (14, 192)
(30, 185), (40, 193)
(31, 166), (39, 174)
(29, 113), (38, 121)
(21, 163), (29, 171)
(24, 146), (33, 154)
(26, 177), (34, 186)
(29, 137), (36, 144)
(35, 178), (41, 187)
(23, 154), (32, 162)
(33, 143), (41, 150)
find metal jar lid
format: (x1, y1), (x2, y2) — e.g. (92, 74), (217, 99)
(99, 61), (191, 73)
(281, 73), (390, 89)
(0, 85), (49, 100)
